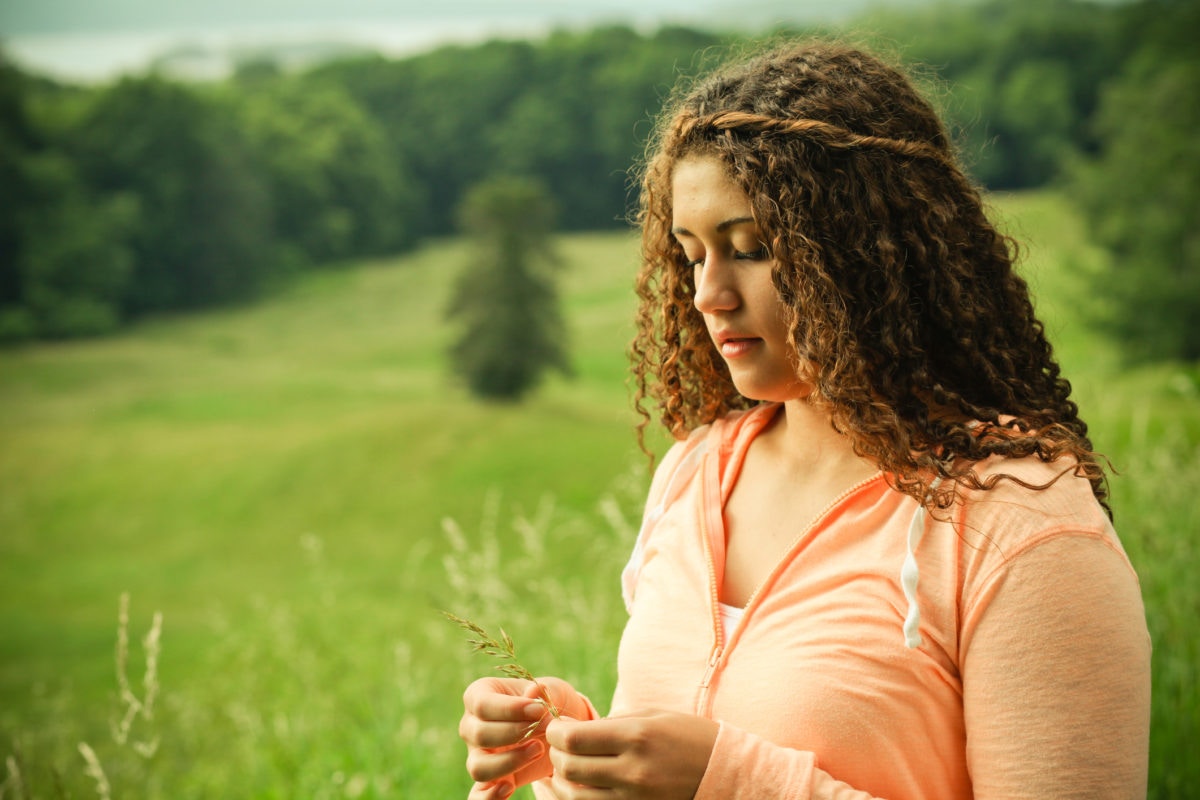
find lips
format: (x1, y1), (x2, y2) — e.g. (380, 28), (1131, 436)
(714, 331), (762, 358)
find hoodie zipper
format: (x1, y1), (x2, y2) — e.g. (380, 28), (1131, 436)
(696, 562), (724, 714)
(695, 465), (886, 716)
(696, 441), (726, 717)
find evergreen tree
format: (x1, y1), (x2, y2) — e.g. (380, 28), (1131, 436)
(446, 176), (570, 401)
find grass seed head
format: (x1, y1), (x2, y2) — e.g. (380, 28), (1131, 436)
(442, 611), (559, 722)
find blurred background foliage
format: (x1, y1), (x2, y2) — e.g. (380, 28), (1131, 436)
(1, 0), (1196, 359)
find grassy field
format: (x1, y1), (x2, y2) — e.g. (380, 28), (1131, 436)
(1, 193), (1196, 798)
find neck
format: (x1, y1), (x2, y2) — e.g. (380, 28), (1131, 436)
(767, 399), (878, 483)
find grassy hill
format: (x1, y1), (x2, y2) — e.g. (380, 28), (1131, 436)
(1, 194), (1196, 797)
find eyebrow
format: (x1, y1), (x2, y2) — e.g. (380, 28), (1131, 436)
(670, 216), (756, 237)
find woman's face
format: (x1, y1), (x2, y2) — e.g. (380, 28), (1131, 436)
(671, 155), (813, 403)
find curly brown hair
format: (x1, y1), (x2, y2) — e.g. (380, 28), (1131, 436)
(630, 40), (1110, 514)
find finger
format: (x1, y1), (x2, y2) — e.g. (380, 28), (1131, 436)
(550, 770), (617, 798)
(460, 711), (546, 749)
(464, 679), (548, 722)
(461, 687), (548, 750)
(465, 737), (544, 784)
(547, 735), (627, 790)
(465, 676), (547, 714)
(468, 779), (516, 800)
(545, 717), (629, 757)
(464, 676), (527, 698)
(532, 677), (592, 720)
(522, 681), (559, 714)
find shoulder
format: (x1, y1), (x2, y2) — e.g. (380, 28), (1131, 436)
(641, 423), (709, 523)
(948, 456), (1143, 660)
(645, 404), (769, 505)
(950, 453), (1132, 602)
(957, 454), (1112, 542)
(646, 425), (709, 506)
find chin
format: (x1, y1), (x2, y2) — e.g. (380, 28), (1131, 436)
(732, 378), (814, 405)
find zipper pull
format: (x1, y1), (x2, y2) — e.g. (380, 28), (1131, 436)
(699, 648), (721, 689)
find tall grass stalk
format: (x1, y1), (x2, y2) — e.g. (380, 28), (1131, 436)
(111, 593), (161, 754)
(75, 744), (110, 800)
(1, 754), (26, 800)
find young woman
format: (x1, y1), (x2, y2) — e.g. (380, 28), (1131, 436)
(458, 41), (1151, 799)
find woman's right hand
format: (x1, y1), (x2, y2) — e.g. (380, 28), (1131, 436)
(459, 676), (586, 799)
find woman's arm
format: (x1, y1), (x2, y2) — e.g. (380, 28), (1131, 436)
(960, 534), (1151, 799)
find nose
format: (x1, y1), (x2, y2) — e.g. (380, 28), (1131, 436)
(692, 257), (738, 314)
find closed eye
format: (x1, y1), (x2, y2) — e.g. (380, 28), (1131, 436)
(735, 246), (770, 261)
(685, 247), (767, 269)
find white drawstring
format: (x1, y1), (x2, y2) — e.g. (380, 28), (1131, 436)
(901, 480), (941, 649)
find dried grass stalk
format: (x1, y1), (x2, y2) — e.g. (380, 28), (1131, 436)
(442, 612), (560, 738)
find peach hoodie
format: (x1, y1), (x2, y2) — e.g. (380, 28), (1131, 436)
(609, 407), (1152, 800)
(536, 403), (1149, 799)
(532, 407), (1142, 800)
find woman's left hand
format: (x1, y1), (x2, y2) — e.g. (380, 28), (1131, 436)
(543, 709), (719, 799)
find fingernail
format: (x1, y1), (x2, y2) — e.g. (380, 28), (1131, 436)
(497, 782), (514, 800)
(523, 702), (547, 721)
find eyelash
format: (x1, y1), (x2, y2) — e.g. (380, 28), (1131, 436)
(685, 247), (769, 268)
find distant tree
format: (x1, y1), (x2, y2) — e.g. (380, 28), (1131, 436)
(314, 40), (539, 238)
(69, 75), (279, 314)
(229, 75), (419, 264)
(859, 0), (1131, 188)
(1070, 0), (1200, 361)
(8, 151), (136, 339)
(446, 176), (570, 401)
(0, 60), (135, 342)
(313, 27), (726, 235)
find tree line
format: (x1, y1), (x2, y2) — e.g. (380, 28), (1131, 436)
(1, 0), (1195, 360)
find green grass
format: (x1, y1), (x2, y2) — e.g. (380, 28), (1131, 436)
(0, 231), (647, 797)
(1, 197), (1196, 798)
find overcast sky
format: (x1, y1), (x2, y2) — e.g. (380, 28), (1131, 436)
(0, 0), (935, 35)
(0, 0), (947, 81)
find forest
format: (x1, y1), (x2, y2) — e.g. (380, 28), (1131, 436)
(1, 0), (1196, 361)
